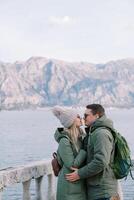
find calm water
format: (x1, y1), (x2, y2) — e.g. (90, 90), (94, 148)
(0, 108), (134, 199)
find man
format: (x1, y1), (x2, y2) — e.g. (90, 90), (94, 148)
(66, 104), (119, 200)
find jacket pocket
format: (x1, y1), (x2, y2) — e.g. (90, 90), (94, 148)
(87, 172), (102, 186)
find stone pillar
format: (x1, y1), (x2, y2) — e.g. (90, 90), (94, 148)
(47, 174), (56, 200)
(35, 176), (43, 200)
(22, 179), (31, 200)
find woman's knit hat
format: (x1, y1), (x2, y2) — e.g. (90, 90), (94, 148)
(52, 106), (78, 128)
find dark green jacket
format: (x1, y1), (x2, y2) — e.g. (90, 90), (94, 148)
(54, 128), (87, 200)
(78, 115), (118, 200)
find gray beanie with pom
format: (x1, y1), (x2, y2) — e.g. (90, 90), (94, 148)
(52, 106), (78, 128)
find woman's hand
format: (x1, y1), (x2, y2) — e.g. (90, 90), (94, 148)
(70, 167), (78, 171)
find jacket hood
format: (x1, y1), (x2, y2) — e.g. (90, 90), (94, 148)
(90, 114), (114, 132)
(54, 128), (69, 143)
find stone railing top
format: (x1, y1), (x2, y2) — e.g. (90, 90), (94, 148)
(0, 159), (53, 190)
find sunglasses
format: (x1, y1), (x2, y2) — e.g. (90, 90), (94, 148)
(84, 113), (89, 119)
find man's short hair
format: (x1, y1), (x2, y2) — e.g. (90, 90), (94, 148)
(86, 104), (105, 118)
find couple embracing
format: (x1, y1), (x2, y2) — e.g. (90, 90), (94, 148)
(52, 104), (123, 200)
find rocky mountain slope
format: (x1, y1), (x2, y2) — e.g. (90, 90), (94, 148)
(0, 57), (134, 109)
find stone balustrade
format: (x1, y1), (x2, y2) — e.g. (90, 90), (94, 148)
(0, 158), (134, 200)
(0, 159), (55, 200)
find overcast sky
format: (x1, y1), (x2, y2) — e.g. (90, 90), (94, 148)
(0, 0), (134, 63)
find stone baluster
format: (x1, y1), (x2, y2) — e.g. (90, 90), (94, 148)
(22, 179), (31, 200)
(0, 190), (3, 200)
(47, 174), (56, 200)
(35, 176), (43, 200)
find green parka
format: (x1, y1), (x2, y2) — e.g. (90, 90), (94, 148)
(78, 115), (118, 200)
(54, 128), (87, 200)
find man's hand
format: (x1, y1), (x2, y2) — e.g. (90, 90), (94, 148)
(65, 168), (80, 182)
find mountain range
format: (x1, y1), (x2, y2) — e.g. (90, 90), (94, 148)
(0, 57), (134, 110)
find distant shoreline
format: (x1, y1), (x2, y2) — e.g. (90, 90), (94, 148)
(0, 105), (134, 112)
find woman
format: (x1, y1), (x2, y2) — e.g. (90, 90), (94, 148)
(52, 106), (87, 200)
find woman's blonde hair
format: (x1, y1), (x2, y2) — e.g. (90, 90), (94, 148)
(65, 120), (81, 152)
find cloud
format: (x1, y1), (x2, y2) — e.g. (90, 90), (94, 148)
(48, 16), (75, 26)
